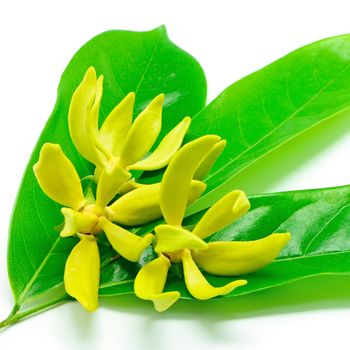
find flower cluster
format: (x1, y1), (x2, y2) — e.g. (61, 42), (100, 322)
(33, 67), (291, 312)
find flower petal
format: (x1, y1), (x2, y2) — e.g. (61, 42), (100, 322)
(64, 235), (100, 312)
(129, 116), (191, 171)
(193, 233), (291, 276)
(99, 92), (134, 156)
(68, 67), (106, 167)
(181, 249), (247, 300)
(107, 180), (206, 226)
(154, 225), (207, 253)
(87, 75), (112, 160)
(99, 217), (153, 262)
(134, 254), (180, 312)
(192, 190), (250, 239)
(160, 135), (221, 226)
(60, 208), (98, 237)
(120, 94), (164, 167)
(95, 163), (131, 209)
(194, 140), (226, 180)
(33, 143), (85, 210)
(118, 179), (145, 195)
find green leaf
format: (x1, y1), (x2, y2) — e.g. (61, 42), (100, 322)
(100, 184), (350, 299)
(6, 26), (207, 317)
(161, 33), (350, 215)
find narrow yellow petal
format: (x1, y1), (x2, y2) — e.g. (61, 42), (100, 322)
(129, 117), (191, 171)
(64, 235), (100, 312)
(192, 190), (250, 239)
(193, 233), (291, 276)
(134, 254), (180, 312)
(107, 180), (206, 226)
(99, 217), (153, 262)
(108, 183), (161, 226)
(99, 92), (135, 156)
(95, 163), (131, 209)
(119, 94), (164, 167)
(60, 208), (98, 237)
(194, 140), (226, 180)
(68, 67), (106, 167)
(87, 75), (112, 160)
(181, 249), (247, 300)
(160, 135), (221, 226)
(154, 225), (207, 253)
(33, 143), (85, 210)
(188, 180), (206, 204)
(118, 179), (145, 195)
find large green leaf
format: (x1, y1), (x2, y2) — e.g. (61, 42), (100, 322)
(99, 184), (350, 298)
(143, 33), (350, 214)
(6, 27), (207, 313)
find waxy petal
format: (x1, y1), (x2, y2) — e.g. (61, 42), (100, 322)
(160, 135), (221, 226)
(108, 180), (206, 226)
(64, 235), (100, 312)
(120, 94), (164, 167)
(193, 233), (291, 276)
(129, 117), (191, 171)
(194, 140), (226, 180)
(181, 249), (247, 300)
(192, 190), (250, 239)
(68, 67), (106, 167)
(33, 143), (85, 210)
(95, 163), (131, 209)
(87, 76), (112, 161)
(99, 217), (153, 262)
(99, 92), (134, 156)
(154, 225), (207, 253)
(118, 179), (145, 195)
(108, 183), (162, 226)
(60, 208), (98, 237)
(134, 254), (180, 312)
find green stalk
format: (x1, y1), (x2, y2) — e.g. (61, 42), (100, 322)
(0, 297), (68, 330)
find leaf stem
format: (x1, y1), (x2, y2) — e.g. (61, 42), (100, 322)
(0, 297), (68, 330)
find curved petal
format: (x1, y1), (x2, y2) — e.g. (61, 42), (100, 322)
(194, 140), (226, 180)
(192, 190), (250, 239)
(129, 116), (191, 171)
(193, 233), (291, 276)
(188, 180), (206, 204)
(64, 235), (100, 312)
(87, 75), (112, 160)
(160, 136), (221, 226)
(68, 67), (106, 167)
(95, 163), (131, 209)
(118, 179), (145, 195)
(120, 94), (164, 167)
(134, 254), (180, 312)
(108, 183), (162, 226)
(154, 225), (207, 253)
(99, 92), (134, 156)
(99, 217), (153, 262)
(107, 180), (206, 226)
(33, 143), (85, 210)
(181, 249), (247, 300)
(60, 208), (97, 237)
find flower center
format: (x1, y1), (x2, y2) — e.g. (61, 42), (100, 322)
(81, 204), (105, 235)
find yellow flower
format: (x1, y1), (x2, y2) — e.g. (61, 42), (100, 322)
(68, 67), (191, 190)
(134, 136), (291, 312)
(33, 143), (157, 311)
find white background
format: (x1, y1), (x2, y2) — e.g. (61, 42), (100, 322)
(1, 0), (350, 349)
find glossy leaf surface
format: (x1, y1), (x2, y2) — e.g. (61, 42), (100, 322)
(147, 34), (350, 214)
